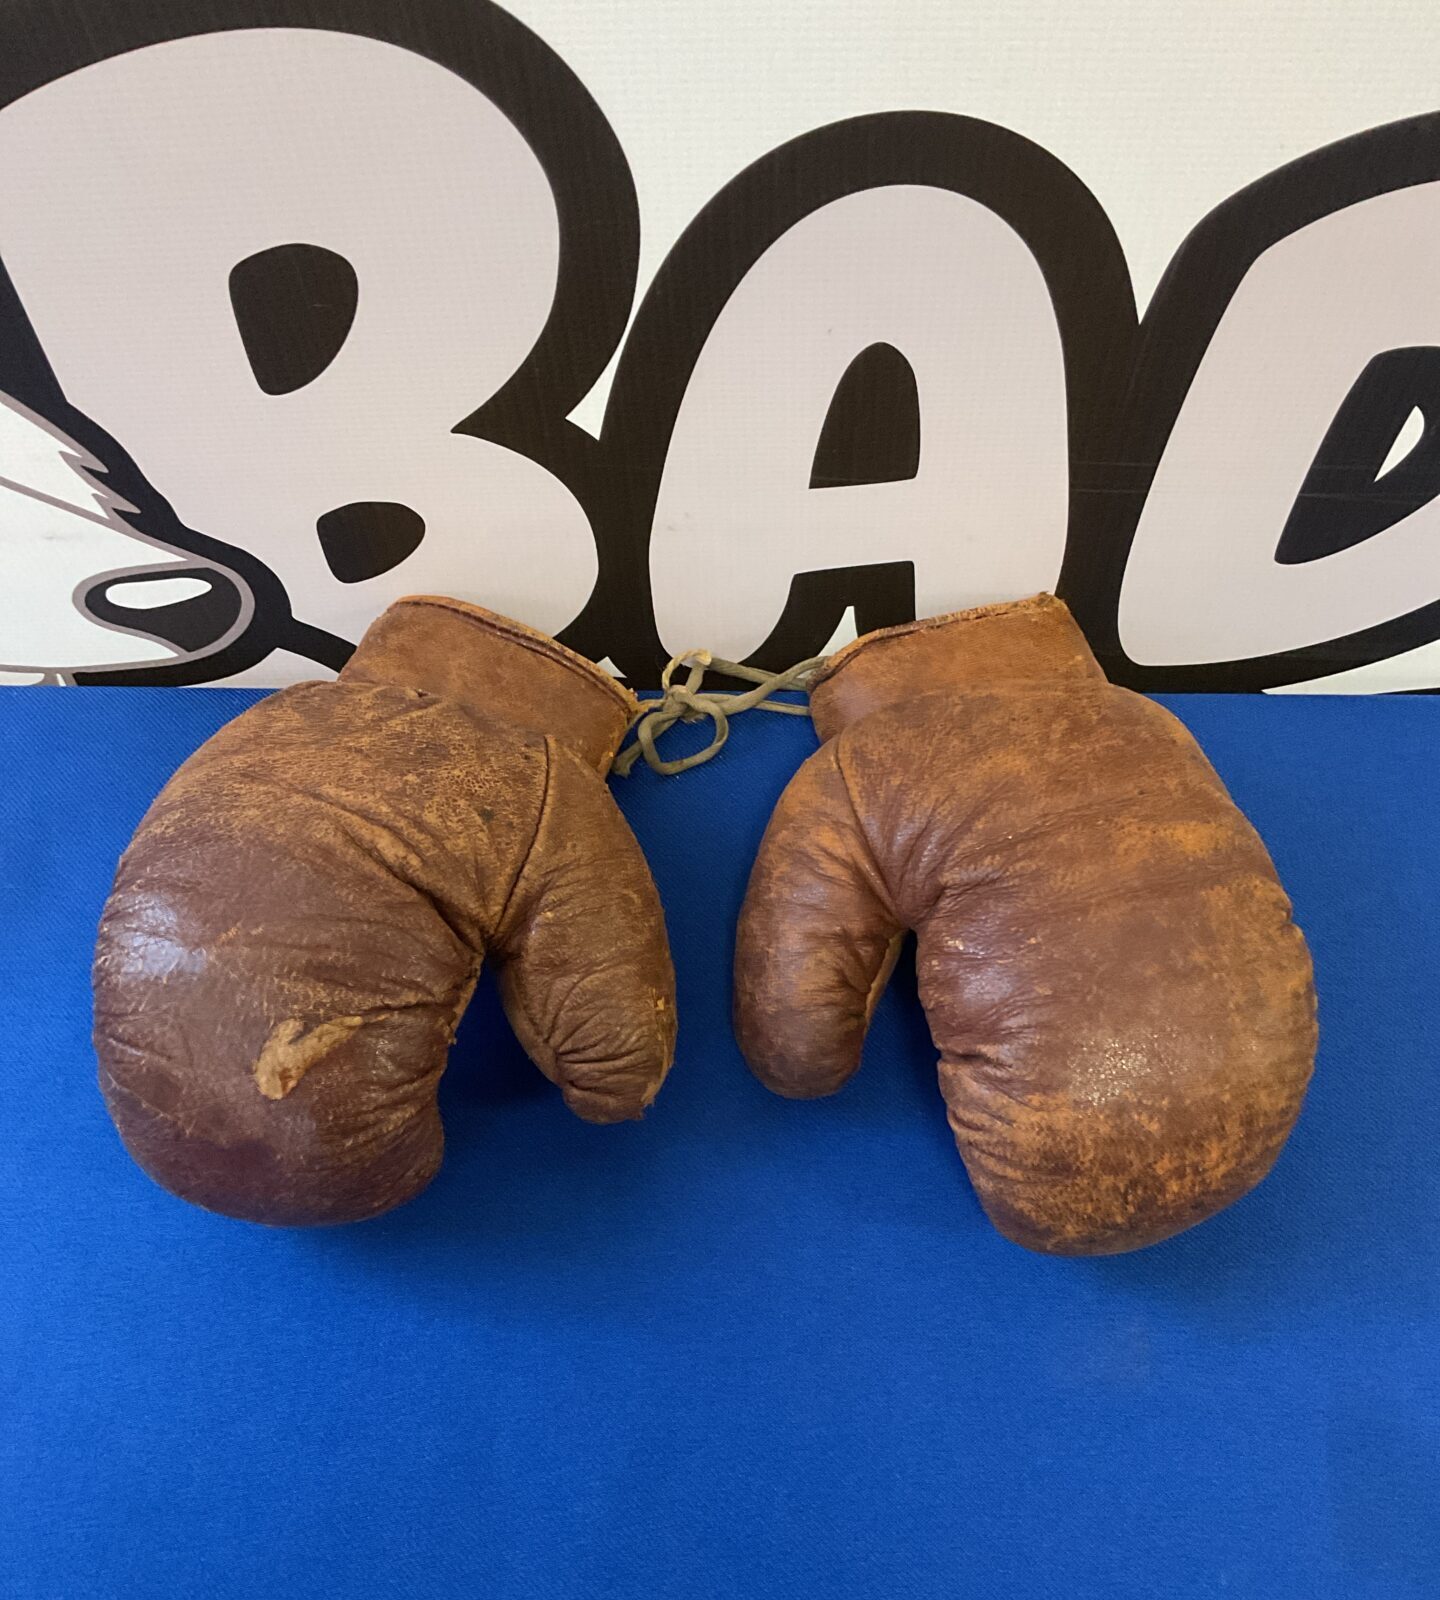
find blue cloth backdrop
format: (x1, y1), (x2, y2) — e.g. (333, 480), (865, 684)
(2, 687), (1437, 1599)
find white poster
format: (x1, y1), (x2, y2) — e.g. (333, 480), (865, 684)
(2, 0), (1439, 692)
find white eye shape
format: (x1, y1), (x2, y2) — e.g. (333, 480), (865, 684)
(93, 576), (214, 610)
(1377, 406), (1425, 480)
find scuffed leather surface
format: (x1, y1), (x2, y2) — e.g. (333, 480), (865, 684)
(736, 600), (1317, 1255)
(341, 594), (638, 773)
(810, 592), (1106, 738)
(93, 607), (674, 1227)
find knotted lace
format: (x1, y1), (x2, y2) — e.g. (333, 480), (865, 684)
(613, 650), (825, 777)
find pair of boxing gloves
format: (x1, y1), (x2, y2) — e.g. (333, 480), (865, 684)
(93, 593), (1317, 1254)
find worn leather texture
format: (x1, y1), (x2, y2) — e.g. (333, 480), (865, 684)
(92, 599), (675, 1225)
(736, 596), (1317, 1254)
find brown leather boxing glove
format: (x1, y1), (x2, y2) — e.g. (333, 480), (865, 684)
(734, 595), (1316, 1255)
(94, 598), (676, 1225)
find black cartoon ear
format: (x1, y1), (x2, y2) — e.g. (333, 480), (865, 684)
(1276, 346), (1440, 565)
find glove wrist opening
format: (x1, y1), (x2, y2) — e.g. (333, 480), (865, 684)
(808, 593), (1105, 741)
(339, 596), (637, 773)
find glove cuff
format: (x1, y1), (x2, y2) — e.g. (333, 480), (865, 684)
(340, 597), (638, 773)
(807, 593), (1104, 741)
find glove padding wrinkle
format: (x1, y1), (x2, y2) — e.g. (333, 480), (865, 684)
(735, 596), (1316, 1256)
(94, 598), (676, 1226)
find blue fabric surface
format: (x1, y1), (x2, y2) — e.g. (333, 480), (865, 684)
(1, 687), (1437, 1600)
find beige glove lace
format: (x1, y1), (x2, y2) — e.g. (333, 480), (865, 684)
(614, 650), (826, 777)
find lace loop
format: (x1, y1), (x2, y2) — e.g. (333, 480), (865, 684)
(613, 650), (824, 777)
